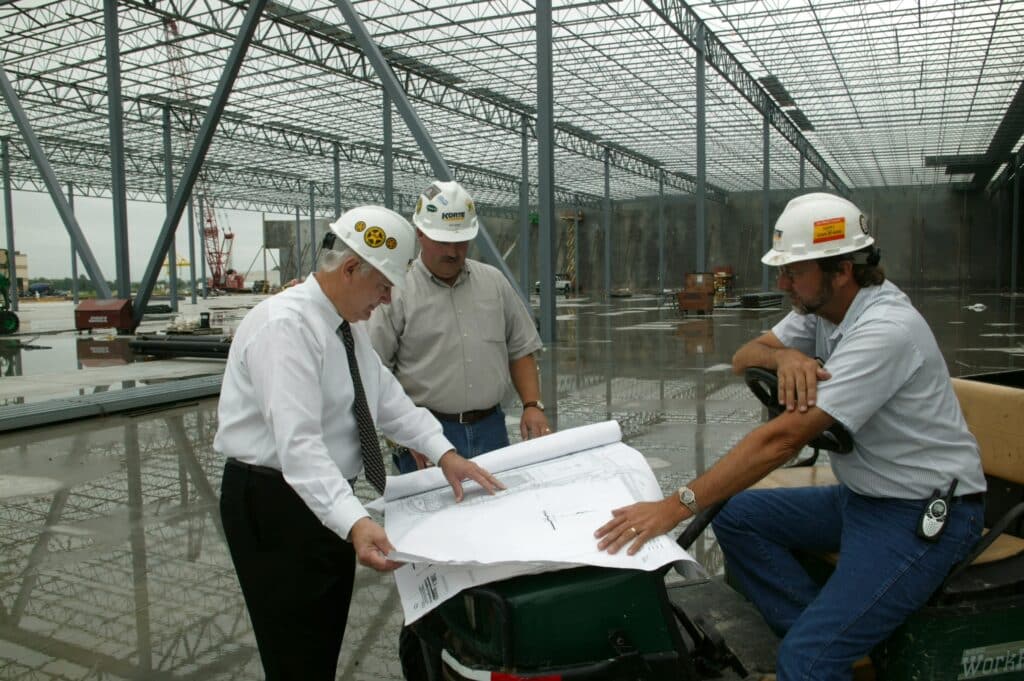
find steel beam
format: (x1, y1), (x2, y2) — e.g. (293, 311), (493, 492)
(0, 71), (111, 298)
(644, 0), (848, 195)
(131, 0), (269, 326)
(104, 0), (131, 297)
(333, 0), (528, 302)
(294, 204), (301, 281)
(198, 195), (207, 298)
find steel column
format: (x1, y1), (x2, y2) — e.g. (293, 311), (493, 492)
(383, 90), (393, 210)
(162, 107), (178, 312)
(197, 196), (207, 299)
(187, 199), (197, 304)
(1013, 152), (1021, 295)
(518, 115), (531, 306)
(132, 0), (269, 325)
(309, 182), (317, 272)
(68, 183), (78, 304)
(2, 138), (16, 310)
(762, 117), (772, 291)
(333, 142), (341, 218)
(294, 204), (301, 280)
(695, 22), (707, 273)
(799, 155), (806, 189)
(603, 147), (611, 299)
(658, 170), (665, 293)
(0, 72), (111, 297)
(331, 0), (524, 300)
(104, 0), (131, 297)
(536, 0), (557, 421)
(536, 0), (556, 351)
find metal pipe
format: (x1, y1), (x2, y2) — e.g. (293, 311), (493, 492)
(333, 141), (341, 218)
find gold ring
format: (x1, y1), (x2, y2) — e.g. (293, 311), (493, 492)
(631, 527), (639, 535)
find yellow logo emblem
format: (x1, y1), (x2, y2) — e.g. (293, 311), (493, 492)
(354, 220), (366, 232)
(385, 237), (398, 250)
(364, 227), (386, 248)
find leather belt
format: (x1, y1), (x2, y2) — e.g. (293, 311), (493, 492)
(954, 492), (984, 504)
(227, 458), (357, 487)
(430, 405), (498, 425)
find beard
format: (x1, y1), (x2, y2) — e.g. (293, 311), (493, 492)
(790, 275), (833, 315)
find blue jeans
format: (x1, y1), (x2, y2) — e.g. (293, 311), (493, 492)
(392, 406), (510, 474)
(712, 484), (982, 681)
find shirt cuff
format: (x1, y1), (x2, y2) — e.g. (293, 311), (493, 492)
(326, 494), (370, 541)
(423, 433), (456, 465)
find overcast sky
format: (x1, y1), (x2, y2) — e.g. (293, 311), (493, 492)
(2, 190), (298, 283)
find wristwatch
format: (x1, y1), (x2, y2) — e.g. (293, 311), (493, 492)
(523, 400), (545, 412)
(677, 485), (700, 515)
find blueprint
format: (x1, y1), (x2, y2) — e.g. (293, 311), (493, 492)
(381, 421), (694, 623)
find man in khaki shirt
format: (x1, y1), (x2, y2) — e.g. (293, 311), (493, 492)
(369, 180), (550, 473)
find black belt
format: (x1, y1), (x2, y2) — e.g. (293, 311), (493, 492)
(226, 458), (358, 487)
(430, 405), (498, 425)
(954, 492), (984, 504)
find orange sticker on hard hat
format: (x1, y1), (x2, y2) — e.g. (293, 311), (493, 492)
(813, 217), (845, 244)
(385, 237), (397, 250)
(364, 227), (386, 248)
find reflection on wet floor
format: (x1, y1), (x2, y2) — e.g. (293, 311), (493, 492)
(0, 288), (1021, 679)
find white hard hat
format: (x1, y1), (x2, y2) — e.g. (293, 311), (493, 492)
(411, 181), (479, 242)
(761, 193), (874, 266)
(328, 206), (415, 288)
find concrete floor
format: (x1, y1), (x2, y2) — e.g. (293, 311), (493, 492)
(0, 287), (1021, 680)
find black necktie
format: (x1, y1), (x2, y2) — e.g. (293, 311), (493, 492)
(338, 321), (387, 494)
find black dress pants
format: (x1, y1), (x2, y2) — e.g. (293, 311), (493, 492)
(220, 459), (356, 681)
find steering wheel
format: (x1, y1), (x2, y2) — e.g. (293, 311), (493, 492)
(744, 367), (854, 454)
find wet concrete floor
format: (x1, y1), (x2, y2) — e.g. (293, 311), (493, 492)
(0, 288), (1020, 679)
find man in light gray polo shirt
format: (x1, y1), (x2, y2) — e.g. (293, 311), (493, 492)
(369, 180), (550, 475)
(595, 192), (985, 680)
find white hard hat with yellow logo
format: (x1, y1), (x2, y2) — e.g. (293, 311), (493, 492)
(762, 193), (874, 266)
(412, 180), (479, 242)
(328, 206), (415, 288)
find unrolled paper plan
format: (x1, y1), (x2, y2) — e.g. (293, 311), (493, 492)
(374, 420), (694, 623)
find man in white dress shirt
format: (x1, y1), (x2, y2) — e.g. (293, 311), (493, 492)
(215, 205), (503, 681)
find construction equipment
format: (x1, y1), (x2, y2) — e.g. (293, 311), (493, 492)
(163, 19), (244, 294)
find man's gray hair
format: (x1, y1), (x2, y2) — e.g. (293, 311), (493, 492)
(319, 246), (371, 274)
